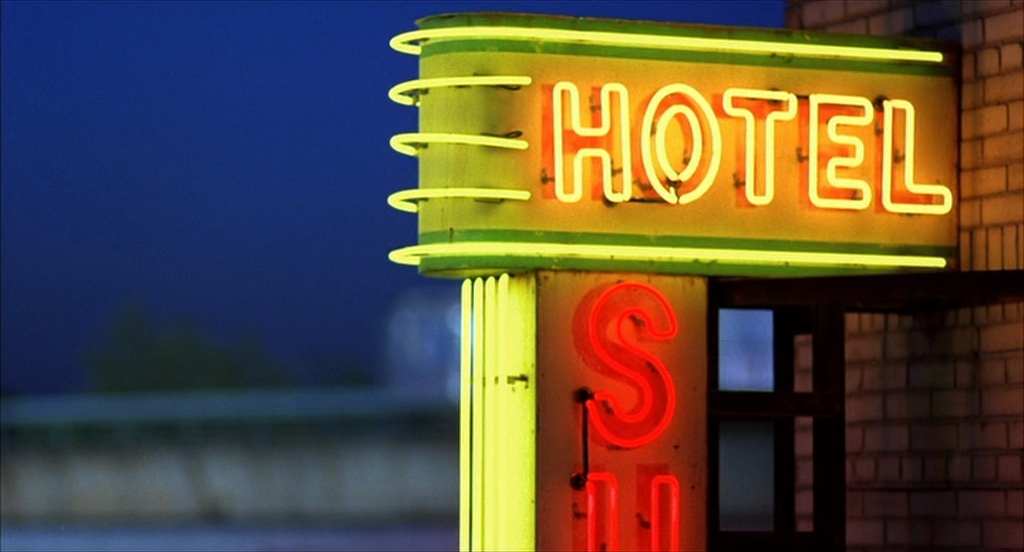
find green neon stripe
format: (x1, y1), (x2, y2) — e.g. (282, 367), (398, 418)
(417, 229), (957, 259)
(420, 39), (953, 76)
(417, 254), (934, 279)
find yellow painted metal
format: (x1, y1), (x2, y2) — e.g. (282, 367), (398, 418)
(497, 274), (537, 549)
(408, 48), (956, 261)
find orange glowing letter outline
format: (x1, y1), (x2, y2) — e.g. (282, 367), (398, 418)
(574, 282), (678, 449)
(586, 471), (620, 552)
(650, 475), (680, 551)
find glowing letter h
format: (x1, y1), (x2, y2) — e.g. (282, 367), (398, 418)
(552, 82), (632, 203)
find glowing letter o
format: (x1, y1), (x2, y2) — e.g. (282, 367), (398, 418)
(640, 84), (722, 205)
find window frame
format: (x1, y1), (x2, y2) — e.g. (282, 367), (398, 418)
(708, 304), (846, 551)
(707, 269), (1024, 551)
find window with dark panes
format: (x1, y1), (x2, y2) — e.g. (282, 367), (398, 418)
(708, 303), (846, 552)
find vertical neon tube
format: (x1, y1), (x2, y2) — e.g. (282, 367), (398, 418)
(471, 278), (485, 550)
(492, 275), (510, 549)
(460, 279), (472, 552)
(462, 274), (537, 551)
(482, 277), (498, 550)
(650, 475), (680, 552)
(586, 471), (620, 552)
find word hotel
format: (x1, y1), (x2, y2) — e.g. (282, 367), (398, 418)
(546, 82), (952, 215)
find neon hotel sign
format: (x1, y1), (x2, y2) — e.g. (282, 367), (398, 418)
(388, 14), (958, 277)
(387, 13), (958, 552)
(546, 84), (950, 213)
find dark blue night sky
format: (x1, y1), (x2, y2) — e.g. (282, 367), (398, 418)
(1, 1), (784, 394)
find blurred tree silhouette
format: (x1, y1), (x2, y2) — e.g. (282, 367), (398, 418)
(307, 352), (374, 387)
(87, 301), (293, 392)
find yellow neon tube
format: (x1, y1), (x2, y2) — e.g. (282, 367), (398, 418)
(388, 188), (532, 213)
(808, 94), (874, 211)
(389, 241), (947, 269)
(459, 279), (472, 552)
(656, 104), (703, 182)
(390, 26), (944, 63)
(881, 99), (954, 215)
(459, 274), (536, 551)
(552, 82), (633, 203)
(470, 278), (485, 550)
(389, 76), (533, 106)
(721, 88), (798, 206)
(390, 132), (529, 157)
(640, 84), (722, 205)
(490, 275), (509, 550)
(482, 276), (498, 551)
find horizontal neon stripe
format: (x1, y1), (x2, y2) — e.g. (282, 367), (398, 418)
(391, 26), (944, 63)
(388, 76), (533, 106)
(387, 188), (532, 213)
(418, 228), (955, 259)
(389, 132), (529, 156)
(419, 40), (954, 76)
(417, 12), (944, 52)
(389, 241), (947, 270)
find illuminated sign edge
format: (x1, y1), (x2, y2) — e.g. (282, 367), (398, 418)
(413, 40), (953, 76)
(392, 26), (947, 66)
(391, 242), (951, 274)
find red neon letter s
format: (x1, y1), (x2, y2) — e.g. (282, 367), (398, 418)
(574, 282), (678, 449)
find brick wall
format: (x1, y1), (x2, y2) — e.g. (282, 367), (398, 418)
(786, 1), (1023, 550)
(840, 308), (1023, 550)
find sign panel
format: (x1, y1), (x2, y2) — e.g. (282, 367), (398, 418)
(388, 13), (959, 277)
(535, 271), (706, 551)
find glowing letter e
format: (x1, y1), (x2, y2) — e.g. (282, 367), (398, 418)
(808, 94), (873, 210)
(573, 282), (678, 449)
(552, 82), (632, 203)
